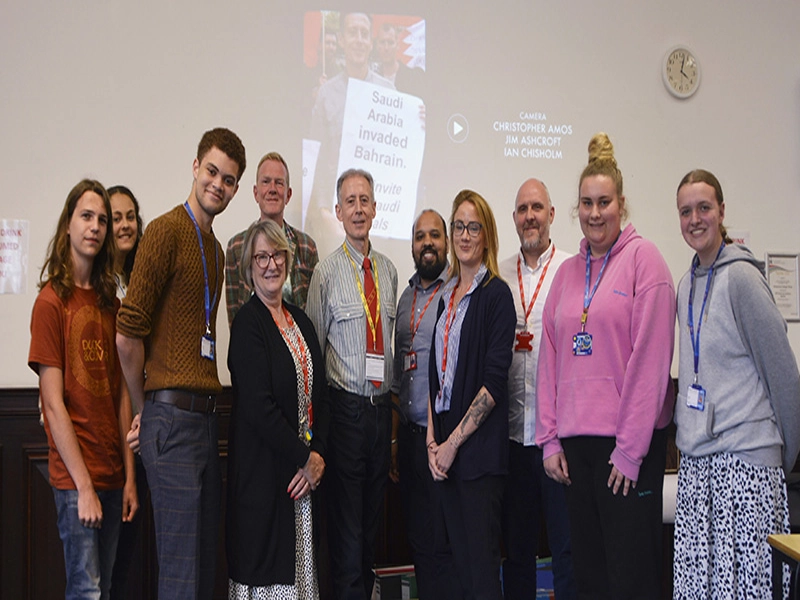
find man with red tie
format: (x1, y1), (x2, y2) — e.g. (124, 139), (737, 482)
(306, 168), (398, 600)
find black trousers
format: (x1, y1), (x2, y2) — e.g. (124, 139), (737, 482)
(110, 455), (149, 599)
(437, 473), (504, 600)
(561, 429), (667, 600)
(397, 422), (460, 600)
(326, 388), (392, 600)
(502, 441), (576, 600)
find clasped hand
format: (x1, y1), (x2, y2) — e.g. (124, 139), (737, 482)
(427, 437), (458, 481)
(287, 451), (325, 500)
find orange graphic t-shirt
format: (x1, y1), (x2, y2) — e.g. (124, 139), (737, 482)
(28, 283), (124, 491)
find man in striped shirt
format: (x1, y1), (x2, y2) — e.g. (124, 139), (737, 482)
(307, 168), (398, 600)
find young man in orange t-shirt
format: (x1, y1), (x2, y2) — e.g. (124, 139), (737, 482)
(29, 179), (137, 599)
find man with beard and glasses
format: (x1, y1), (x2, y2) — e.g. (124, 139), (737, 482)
(390, 209), (459, 600)
(499, 178), (576, 600)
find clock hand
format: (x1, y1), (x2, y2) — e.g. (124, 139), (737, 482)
(680, 57), (688, 79)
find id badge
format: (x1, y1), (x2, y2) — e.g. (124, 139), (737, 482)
(686, 383), (705, 411)
(515, 331), (534, 352)
(572, 332), (592, 356)
(366, 353), (385, 382)
(404, 351), (417, 372)
(201, 334), (215, 360)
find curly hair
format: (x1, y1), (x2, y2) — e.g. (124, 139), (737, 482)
(197, 127), (247, 181)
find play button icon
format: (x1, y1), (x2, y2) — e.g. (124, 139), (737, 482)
(447, 114), (469, 143)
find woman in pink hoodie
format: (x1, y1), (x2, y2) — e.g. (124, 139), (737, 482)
(535, 132), (676, 599)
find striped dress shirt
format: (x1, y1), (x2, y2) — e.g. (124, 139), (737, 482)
(306, 239), (398, 397)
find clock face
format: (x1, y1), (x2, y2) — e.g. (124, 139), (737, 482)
(664, 47), (700, 98)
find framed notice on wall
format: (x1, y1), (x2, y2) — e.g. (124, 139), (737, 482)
(765, 253), (800, 322)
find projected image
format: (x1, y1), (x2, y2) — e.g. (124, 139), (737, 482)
(302, 11), (426, 257)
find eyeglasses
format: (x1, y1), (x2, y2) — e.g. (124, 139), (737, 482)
(253, 250), (287, 269)
(452, 220), (483, 237)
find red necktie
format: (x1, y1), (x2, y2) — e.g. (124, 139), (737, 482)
(363, 256), (383, 387)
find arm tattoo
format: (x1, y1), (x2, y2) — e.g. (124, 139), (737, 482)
(465, 390), (493, 430)
(450, 388), (496, 450)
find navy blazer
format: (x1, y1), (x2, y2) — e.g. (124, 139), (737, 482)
(429, 272), (516, 480)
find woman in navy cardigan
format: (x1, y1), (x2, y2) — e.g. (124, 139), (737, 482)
(227, 220), (329, 599)
(427, 189), (516, 600)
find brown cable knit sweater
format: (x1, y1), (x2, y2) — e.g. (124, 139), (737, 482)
(117, 205), (224, 394)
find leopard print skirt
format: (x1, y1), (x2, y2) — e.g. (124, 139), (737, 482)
(673, 452), (790, 599)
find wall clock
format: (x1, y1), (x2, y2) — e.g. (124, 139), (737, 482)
(663, 46), (700, 99)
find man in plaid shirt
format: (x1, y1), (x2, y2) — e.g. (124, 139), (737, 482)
(225, 151), (319, 324)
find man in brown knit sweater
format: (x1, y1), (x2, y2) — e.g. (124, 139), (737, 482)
(116, 128), (246, 600)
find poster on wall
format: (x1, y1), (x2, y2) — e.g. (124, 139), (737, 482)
(0, 219), (29, 294)
(766, 252), (800, 322)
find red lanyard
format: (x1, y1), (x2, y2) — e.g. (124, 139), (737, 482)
(517, 245), (555, 328)
(410, 282), (442, 347)
(440, 279), (460, 377)
(277, 307), (312, 427)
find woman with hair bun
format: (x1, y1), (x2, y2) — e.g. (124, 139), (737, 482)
(535, 133), (676, 598)
(673, 169), (800, 599)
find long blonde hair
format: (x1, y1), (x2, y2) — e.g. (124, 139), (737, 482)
(448, 189), (501, 284)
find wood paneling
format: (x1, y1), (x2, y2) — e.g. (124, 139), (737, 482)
(3, 385), (715, 599)
(0, 388), (410, 599)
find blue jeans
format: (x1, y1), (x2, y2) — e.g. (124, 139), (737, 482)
(140, 399), (221, 600)
(53, 487), (122, 600)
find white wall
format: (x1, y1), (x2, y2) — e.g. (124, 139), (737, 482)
(2, 0), (798, 387)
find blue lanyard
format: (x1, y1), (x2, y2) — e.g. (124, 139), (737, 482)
(687, 242), (725, 383)
(582, 242), (615, 331)
(183, 202), (219, 334)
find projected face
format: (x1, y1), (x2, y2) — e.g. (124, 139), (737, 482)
(578, 174), (623, 257)
(376, 26), (398, 64)
(513, 179), (554, 257)
(254, 159), (292, 223)
(340, 13), (372, 72)
(324, 32), (338, 61)
(413, 211), (448, 282)
(336, 174), (376, 248)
